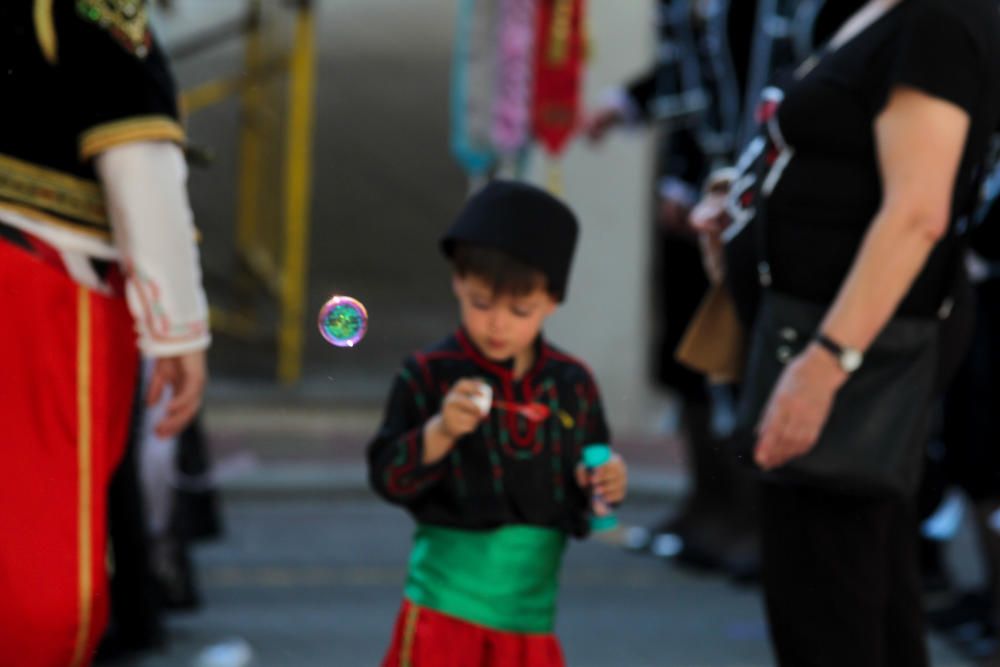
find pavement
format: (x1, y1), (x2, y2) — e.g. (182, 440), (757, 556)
(92, 402), (970, 667)
(201, 401), (690, 503)
(117, 496), (973, 667)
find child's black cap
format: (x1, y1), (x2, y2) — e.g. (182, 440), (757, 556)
(440, 180), (579, 301)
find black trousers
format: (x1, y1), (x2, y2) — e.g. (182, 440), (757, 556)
(760, 482), (929, 667)
(105, 382), (163, 650)
(941, 279), (1000, 502)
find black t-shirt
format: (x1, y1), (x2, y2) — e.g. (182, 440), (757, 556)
(726, 0), (1000, 318)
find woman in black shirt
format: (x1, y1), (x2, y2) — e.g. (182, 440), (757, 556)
(695, 0), (1000, 664)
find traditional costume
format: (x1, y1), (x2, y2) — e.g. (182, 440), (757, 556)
(368, 182), (610, 667)
(0, 2), (209, 664)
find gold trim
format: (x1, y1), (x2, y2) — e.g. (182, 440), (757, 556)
(80, 116), (186, 161)
(70, 287), (93, 667)
(34, 0), (58, 64)
(0, 203), (112, 241)
(0, 153), (107, 226)
(400, 603), (420, 667)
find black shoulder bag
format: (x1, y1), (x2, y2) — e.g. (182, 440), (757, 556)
(733, 191), (964, 498)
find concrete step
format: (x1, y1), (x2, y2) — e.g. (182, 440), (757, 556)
(201, 403), (689, 501)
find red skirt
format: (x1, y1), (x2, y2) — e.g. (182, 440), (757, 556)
(381, 599), (566, 667)
(0, 238), (138, 667)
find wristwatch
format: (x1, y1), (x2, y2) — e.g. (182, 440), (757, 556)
(814, 333), (864, 374)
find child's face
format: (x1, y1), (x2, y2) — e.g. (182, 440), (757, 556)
(452, 273), (557, 362)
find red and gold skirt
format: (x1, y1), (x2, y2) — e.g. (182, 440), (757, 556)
(0, 234), (138, 667)
(381, 600), (566, 667)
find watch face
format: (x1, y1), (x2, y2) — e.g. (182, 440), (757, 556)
(842, 349), (863, 373)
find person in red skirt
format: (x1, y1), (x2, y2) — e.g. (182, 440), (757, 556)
(0, 2), (210, 665)
(368, 181), (628, 667)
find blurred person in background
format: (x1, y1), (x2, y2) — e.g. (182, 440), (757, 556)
(0, 1), (210, 665)
(692, 0), (1000, 663)
(98, 402), (222, 663)
(146, 411), (223, 612)
(583, 0), (864, 579)
(923, 153), (1000, 662)
(97, 385), (166, 662)
(583, 0), (758, 579)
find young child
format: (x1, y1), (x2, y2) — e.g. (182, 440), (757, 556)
(367, 180), (627, 667)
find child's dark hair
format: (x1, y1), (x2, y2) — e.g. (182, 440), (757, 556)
(451, 243), (561, 300)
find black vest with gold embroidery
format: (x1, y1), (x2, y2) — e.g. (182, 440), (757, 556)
(0, 0), (185, 240)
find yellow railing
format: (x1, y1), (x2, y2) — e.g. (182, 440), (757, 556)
(175, 0), (316, 384)
(277, 6), (316, 383)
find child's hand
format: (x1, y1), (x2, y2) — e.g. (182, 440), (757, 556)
(575, 454), (628, 505)
(423, 379), (489, 464)
(438, 379), (489, 440)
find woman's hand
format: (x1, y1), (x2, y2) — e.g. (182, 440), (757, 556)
(658, 195), (694, 235)
(754, 344), (848, 470)
(582, 106), (626, 143)
(689, 191), (730, 284)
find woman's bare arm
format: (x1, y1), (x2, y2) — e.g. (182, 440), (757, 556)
(754, 86), (971, 470)
(817, 86), (970, 349)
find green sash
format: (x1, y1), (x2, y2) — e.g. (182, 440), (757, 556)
(404, 524), (567, 634)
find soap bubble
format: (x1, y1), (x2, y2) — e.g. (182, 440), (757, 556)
(318, 295), (368, 348)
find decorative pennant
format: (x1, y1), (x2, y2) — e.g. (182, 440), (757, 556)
(531, 0), (586, 157)
(450, 0), (501, 176)
(491, 0), (539, 157)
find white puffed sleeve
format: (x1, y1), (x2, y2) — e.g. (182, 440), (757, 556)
(95, 141), (211, 357)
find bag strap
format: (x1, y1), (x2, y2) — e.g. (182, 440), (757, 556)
(751, 144), (774, 289)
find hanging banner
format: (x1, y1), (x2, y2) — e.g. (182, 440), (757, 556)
(531, 0), (585, 156)
(491, 0), (539, 157)
(450, 0), (501, 175)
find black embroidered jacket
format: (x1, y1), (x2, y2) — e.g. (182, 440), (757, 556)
(0, 1), (184, 239)
(367, 329), (612, 538)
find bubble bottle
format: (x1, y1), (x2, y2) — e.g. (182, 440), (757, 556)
(582, 443), (618, 532)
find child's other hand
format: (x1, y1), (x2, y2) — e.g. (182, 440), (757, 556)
(439, 379), (489, 440)
(575, 454), (628, 505)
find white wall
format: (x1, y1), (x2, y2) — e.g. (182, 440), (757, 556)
(155, 1), (669, 429)
(529, 3), (665, 437)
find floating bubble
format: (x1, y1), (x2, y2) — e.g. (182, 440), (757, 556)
(318, 295), (368, 347)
